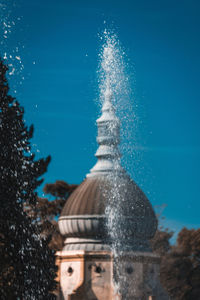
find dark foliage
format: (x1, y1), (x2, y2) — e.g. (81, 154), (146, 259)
(160, 228), (200, 300)
(151, 229), (173, 256)
(151, 227), (200, 300)
(44, 180), (77, 199)
(0, 60), (57, 299)
(27, 180), (78, 251)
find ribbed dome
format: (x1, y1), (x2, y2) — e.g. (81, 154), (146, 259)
(61, 174), (156, 222)
(60, 177), (106, 216)
(59, 174), (157, 251)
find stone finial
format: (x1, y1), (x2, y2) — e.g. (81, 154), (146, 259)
(87, 79), (123, 177)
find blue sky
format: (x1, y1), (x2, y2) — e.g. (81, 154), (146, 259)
(1, 0), (200, 236)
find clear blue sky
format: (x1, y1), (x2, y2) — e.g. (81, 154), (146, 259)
(1, 0), (200, 236)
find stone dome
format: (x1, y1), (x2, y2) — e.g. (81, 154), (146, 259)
(58, 80), (157, 251)
(60, 175), (156, 222)
(58, 174), (157, 251)
(60, 177), (105, 216)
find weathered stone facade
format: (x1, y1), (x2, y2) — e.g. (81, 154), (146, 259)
(56, 250), (168, 300)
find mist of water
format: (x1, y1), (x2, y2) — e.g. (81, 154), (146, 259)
(98, 29), (137, 298)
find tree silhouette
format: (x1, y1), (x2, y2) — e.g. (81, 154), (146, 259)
(0, 60), (57, 299)
(160, 228), (200, 300)
(151, 228), (173, 256)
(30, 180), (78, 251)
(151, 227), (200, 300)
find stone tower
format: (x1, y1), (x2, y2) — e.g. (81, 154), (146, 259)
(56, 81), (169, 300)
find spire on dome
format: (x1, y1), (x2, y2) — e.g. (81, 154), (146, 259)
(87, 78), (123, 177)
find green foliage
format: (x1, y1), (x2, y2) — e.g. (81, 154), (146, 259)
(0, 59), (57, 299)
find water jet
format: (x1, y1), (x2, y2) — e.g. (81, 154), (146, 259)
(57, 30), (169, 300)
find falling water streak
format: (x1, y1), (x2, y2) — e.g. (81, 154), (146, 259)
(97, 29), (140, 175)
(98, 30), (137, 298)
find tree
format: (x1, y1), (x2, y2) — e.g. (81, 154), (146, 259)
(0, 59), (57, 299)
(151, 228), (173, 256)
(160, 228), (200, 300)
(26, 180), (78, 251)
(151, 227), (200, 300)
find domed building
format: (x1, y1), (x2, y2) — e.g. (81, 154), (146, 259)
(56, 83), (169, 300)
